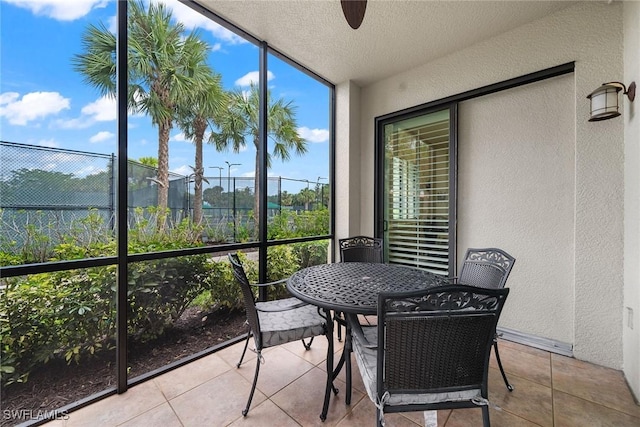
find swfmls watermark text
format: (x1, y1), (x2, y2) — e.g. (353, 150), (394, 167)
(2, 409), (69, 422)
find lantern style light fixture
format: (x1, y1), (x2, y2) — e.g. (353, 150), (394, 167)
(587, 81), (636, 121)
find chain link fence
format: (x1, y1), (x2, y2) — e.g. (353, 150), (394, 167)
(1, 141), (329, 247)
(0, 141), (186, 246)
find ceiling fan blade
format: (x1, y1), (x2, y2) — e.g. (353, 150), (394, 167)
(341, 0), (367, 29)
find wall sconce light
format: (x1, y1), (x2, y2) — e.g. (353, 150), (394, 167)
(587, 81), (636, 121)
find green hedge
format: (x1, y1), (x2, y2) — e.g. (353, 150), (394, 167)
(0, 255), (247, 386)
(0, 208), (328, 387)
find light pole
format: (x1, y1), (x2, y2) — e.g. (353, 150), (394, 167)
(316, 177), (327, 207)
(225, 161), (241, 240)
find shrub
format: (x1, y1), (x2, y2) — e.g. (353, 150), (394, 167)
(293, 240), (329, 268)
(1, 253), (216, 385)
(267, 208), (329, 240)
(267, 245), (300, 281)
(127, 254), (211, 340)
(0, 268), (115, 385)
(0, 209), (215, 386)
(198, 259), (242, 310)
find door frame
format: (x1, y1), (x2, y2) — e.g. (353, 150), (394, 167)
(373, 62), (575, 274)
(374, 104), (458, 275)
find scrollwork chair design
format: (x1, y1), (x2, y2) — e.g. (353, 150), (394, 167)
(348, 285), (509, 427)
(339, 235), (384, 263)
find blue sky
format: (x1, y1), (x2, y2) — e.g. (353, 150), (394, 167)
(0, 0), (330, 192)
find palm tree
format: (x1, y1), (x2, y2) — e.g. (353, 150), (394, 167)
(73, 0), (212, 221)
(280, 191), (294, 207)
(298, 187), (316, 211)
(138, 157), (158, 168)
(212, 83), (307, 226)
(176, 71), (226, 226)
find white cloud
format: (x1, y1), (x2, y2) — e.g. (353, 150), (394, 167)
(4, 0), (109, 21)
(0, 91), (70, 125)
(55, 116), (93, 129)
(81, 96), (117, 122)
(89, 131), (114, 143)
(171, 130), (215, 143)
(298, 127), (329, 143)
(56, 95), (140, 129)
(171, 132), (188, 142)
(35, 151), (91, 173)
(107, 15), (117, 34)
(0, 92), (19, 105)
(171, 164), (192, 176)
(165, 0), (246, 45)
(235, 71), (275, 87)
(75, 164), (106, 177)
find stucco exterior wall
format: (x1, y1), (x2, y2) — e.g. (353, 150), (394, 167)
(458, 74), (575, 344)
(623, 0), (640, 401)
(334, 81), (362, 258)
(358, 2), (624, 368)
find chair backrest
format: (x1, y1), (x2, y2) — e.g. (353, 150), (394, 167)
(376, 285), (509, 396)
(228, 253), (261, 348)
(458, 247), (515, 289)
(339, 235), (383, 263)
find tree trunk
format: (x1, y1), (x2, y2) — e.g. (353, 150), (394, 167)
(157, 120), (171, 228)
(193, 118), (206, 228)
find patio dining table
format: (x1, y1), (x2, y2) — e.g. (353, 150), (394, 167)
(286, 262), (447, 421)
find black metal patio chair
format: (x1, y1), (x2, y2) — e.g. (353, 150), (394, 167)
(336, 235), (384, 340)
(228, 253), (329, 416)
(451, 247), (516, 391)
(339, 235), (384, 264)
(348, 285), (510, 427)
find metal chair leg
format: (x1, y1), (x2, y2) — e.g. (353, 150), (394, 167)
(237, 331), (251, 368)
(243, 350), (261, 416)
(493, 340), (514, 391)
(302, 336), (314, 350)
(481, 404), (490, 426)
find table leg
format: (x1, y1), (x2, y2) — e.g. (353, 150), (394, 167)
(344, 321), (352, 405)
(320, 308), (334, 421)
(329, 315), (353, 405)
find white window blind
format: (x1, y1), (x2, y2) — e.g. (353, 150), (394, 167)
(384, 114), (450, 275)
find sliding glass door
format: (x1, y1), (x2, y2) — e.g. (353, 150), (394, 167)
(378, 106), (456, 275)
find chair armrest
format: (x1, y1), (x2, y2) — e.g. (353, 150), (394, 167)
(345, 313), (377, 349)
(249, 278), (288, 288)
(265, 278), (288, 286)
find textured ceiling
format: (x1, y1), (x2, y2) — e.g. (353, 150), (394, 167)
(194, 0), (578, 86)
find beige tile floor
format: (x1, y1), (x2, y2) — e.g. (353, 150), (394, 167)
(45, 332), (640, 427)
